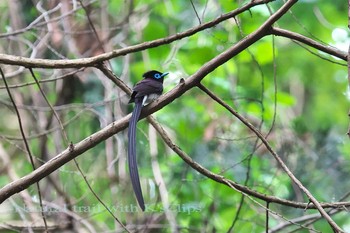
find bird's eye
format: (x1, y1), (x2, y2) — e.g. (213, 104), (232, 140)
(154, 73), (161, 79)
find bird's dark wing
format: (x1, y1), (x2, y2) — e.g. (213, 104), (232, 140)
(128, 91), (137, 104)
(132, 78), (163, 99)
(127, 99), (145, 211)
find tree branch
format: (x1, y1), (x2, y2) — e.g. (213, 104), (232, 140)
(197, 83), (344, 232)
(0, 0), (273, 68)
(270, 27), (347, 61)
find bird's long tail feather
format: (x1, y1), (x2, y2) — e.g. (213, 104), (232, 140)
(128, 100), (145, 211)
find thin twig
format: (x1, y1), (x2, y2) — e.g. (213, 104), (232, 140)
(0, 108), (89, 141)
(223, 180), (321, 233)
(266, 201), (270, 233)
(29, 68), (69, 144)
(0, 68), (84, 89)
(72, 158), (130, 232)
(190, 0), (201, 24)
(270, 208), (341, 233)
(0, 67), (49, 232)
(77, 0), (112, 70)
(78, 0), (105, 53)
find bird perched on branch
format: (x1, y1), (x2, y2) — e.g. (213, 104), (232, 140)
(128, 70), (169, 211)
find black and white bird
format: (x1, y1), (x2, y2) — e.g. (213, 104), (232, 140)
(128, 70), (169, 211)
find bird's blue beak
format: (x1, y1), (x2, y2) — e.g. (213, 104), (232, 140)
(161, 72), (169, 77)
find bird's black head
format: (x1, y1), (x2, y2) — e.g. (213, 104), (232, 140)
(142, 70), (169, 82)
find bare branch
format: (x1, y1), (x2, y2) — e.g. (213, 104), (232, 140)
(72, 158), (130, 232)
(29, 68), (69, 144)
(196, 84), (344, 232)
(0, 0), (274, 68)
(270, 27), (347, 61)
(0, 67), (48, 232)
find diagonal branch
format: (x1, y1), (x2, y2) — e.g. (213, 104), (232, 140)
(196, 83), (344, 232)
(270, 27), (347, 61)
(29, 68), (69, 144)
(147, 114), (350, 212)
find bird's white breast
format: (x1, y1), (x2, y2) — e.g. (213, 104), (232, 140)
(142, 94), (161, 106)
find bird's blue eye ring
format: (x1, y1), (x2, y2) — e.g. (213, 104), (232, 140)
(154, 73), (161, 79)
